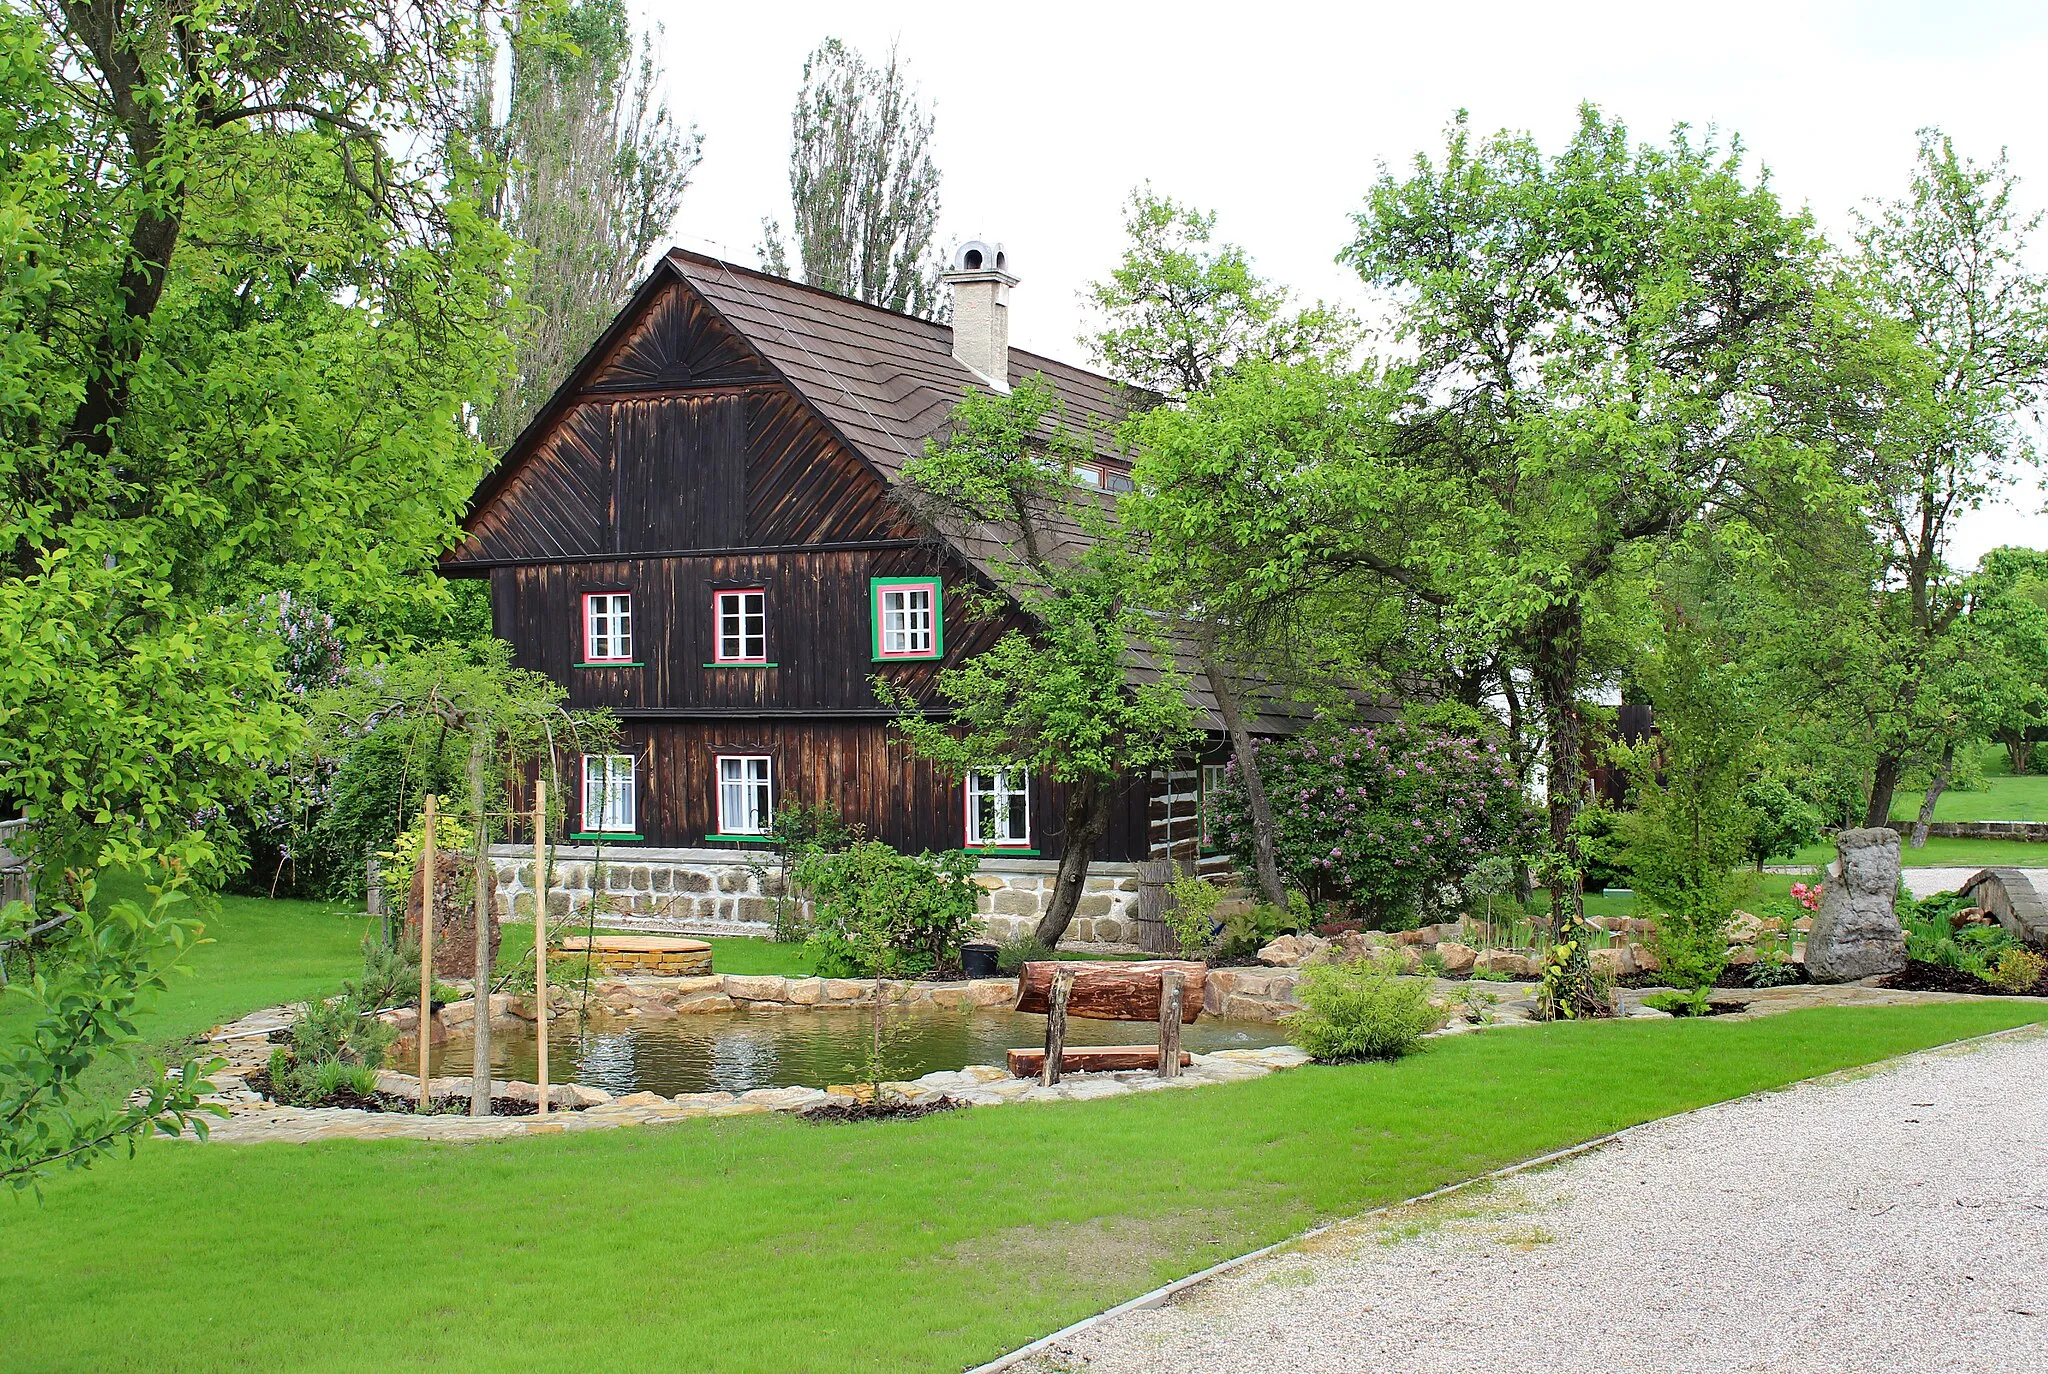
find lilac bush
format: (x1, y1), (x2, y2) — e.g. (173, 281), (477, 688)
(1213, 719), (1537, 928)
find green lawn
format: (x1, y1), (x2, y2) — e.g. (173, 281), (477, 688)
(2, 1002), (2039, 1371)
(1891, 768), (2048, 824)
(6, 890), (2041, 1369)
(1784, 835), (2048, 870)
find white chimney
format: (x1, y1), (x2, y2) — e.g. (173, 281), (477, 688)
(942, 240), (1017, 392)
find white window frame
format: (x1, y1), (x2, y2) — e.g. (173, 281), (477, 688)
(582, 753), (636, 834)
(966, 769), (1031, 848)
(713, 588), (768, 663)
(583, 592), (633, 663)
(1200, 763), (1229, 847)
(716, 754), (773, 835)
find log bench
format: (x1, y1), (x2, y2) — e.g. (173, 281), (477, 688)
(1013, 960), (1207, 1086)
(1006, 1046), (1194, 1076)
(554, 935), (713, 977)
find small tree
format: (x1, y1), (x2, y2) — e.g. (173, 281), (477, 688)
(1094, 189), (1355, 907)
(309, 641), (614, 1115)
(1613, 608), (1762, 995)
(881, 381), (1196, 945)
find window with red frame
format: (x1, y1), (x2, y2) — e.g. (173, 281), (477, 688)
(582, 592), (633, 662)
(713, 588), (767, 663)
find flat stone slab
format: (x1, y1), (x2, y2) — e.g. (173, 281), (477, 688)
(560, 935), (711, 955)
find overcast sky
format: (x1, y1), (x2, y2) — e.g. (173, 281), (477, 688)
(639, 0), (2047, 565)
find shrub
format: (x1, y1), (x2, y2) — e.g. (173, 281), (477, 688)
(1162, 873), (1222, 956)
(1287, 953), (1446, 1061)
(1985, 947), (2046, 995)
(994, 932), (1055, 975)
(796, 841), (981, 977)
(1643, 988), (1714, 1017)
(1214, 901), (1296, 961)
(1211, 719), (1535, 929)
(1902, 891), (2019, 981)
(266, 986), (395, 1106)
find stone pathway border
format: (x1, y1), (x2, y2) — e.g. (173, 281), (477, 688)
(976, 1021), (2048, 1374)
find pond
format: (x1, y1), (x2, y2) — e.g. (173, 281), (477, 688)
(430, 1008), (1294, 1098)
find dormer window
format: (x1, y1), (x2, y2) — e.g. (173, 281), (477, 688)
(583, 592), (633, 663)
(871, 577), (942, 660)
(713, 588), (767, 663)
(1070, 462), (1106, 489)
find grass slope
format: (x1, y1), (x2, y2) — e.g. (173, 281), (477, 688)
(1891, 769), (2048, 824)
(2, 1002), (2038, 1372)
(1784, 835), (2048, 870)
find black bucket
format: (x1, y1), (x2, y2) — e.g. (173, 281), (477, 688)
(961, 941), (1000, 979)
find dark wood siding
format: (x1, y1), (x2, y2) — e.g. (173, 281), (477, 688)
(562, 719), (1149, 861)
(615, 394), (746, 551)
(460, 403), (614, 562)
(500, 546), (1009, 714)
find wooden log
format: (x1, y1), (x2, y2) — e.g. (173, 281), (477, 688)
(1042, 969), (1073, 1086)
(1157, 968), (1184, 1080)
(1008, 1046), (1194, 1077)
(1014, 960), (1207, 1023)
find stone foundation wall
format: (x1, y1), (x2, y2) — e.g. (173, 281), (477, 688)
(486, 846), (1146, 947)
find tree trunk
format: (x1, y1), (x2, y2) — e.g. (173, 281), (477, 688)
(468, 729), (493, 1118)
(1864, 752), (1903, 830)
(1200, 650), (1286, 909)
(1527, 602), (1590, 977)
(1909, 740), (1956, 849)
(1033, 775), (1113, 946)
(1998, 729), (2031, 776)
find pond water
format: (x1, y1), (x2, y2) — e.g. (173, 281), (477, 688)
(430, 1008), (1293, 1098)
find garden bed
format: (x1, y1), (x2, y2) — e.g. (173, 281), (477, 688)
(243, 1067), (554, 1116)
(1879, 958), (2048, 997)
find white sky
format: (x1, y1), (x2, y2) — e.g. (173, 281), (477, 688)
(640, 0), (2048, 565)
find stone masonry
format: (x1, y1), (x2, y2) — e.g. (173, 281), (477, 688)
(487, 845), (1145, 947)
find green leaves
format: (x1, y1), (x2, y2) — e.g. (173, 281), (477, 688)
(1, 882), (224, 1195)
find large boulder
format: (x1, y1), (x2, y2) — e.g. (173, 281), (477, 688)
(1804, 827), (1906, 983)
(1257, 933), (1328, 967)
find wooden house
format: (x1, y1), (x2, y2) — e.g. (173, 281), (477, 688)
(446, 244), (1304, 942)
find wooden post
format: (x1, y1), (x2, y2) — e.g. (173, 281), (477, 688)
(417, 793), (436, 1114)
(533, 779), (549, 1119)
(1157, 967), (1184, 1079)
(1041, 968), (1074, 1087)
(468, 730), (493, 1118)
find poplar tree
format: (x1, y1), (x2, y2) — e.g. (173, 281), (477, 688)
(758, 38), (945, 317)
(478, 0), (704, 446)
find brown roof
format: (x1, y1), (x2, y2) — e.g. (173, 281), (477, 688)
(666, 249), (1136, 478)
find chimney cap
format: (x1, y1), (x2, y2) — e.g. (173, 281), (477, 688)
(944, 239), (1017, 282)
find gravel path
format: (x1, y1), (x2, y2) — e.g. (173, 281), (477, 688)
(1016, 1026), (2048, 1374)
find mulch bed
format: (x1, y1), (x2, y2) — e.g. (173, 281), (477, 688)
(799, 1097), (963, 1124)
(245, 1068), (548, 1116)
(1877, 959), (2048, 997)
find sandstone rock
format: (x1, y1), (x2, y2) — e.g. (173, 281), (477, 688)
(1257, 933), (1329, 967)
(1590, 946), (1634, 978)
(1471, 949), (1528, 979)
(966, 978), (1016, 1008)
(737, 1086), (830, 1110)
(1805, 827), (1906, 983)
(724, 975), (789, 1002)
(1630, 943), (1661, 974)
(609, 1090), (669, 1109)
(783, 977), (825, 1005)
(1724, 946), (1757, 968)
(1726, 910), (1764, 944)
(823, 978), (872, 1002)
(1436, 942), (1477, 975)
(671, 1091), (736, 1107)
